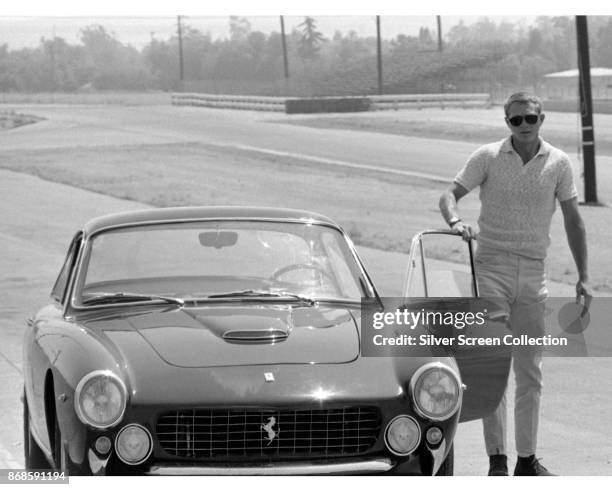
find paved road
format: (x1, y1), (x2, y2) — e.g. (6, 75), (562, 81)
(3, 104), (612, 199)
(0, 169), (150, 470)
(1, 105), (611, 475)
(2, 168), (611, 475)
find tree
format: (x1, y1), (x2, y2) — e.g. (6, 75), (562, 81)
(418, 27), (434, 48)
(182, 26), (213, 80)
(0, 15), (597, 96)
(0, 43), (18, 90)
(297, 17), (325, 59)
(144, 36), (179, 90)
(593, 19), (612, 67)
(447, 20), (471, 45)
(526, 27), (544, 56)
(41, 37), (85, 90)
(79, 25), (147, 89)
(229, 16), (251, 42)
(533, 16), (576, 70)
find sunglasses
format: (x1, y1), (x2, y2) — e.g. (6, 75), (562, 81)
(508, 114), (540, 127)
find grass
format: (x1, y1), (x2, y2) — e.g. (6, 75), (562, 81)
(0, 110), (44, 130)
(0, 91), (171, 105)
(0, 141), (446, 242)
(1, 138), (611, 292)
(277, 114), (612, 156)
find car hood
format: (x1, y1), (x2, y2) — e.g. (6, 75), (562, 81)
(87, 304), (360, 368)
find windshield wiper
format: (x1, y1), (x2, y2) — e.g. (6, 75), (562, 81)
(81, 292), (185, 306)
(205, 290), (316, 305)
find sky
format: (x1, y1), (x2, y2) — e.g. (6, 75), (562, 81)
(0, 0), (608, 50)
(0, 16), (537, 50)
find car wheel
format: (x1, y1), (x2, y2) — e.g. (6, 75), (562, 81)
(23, 390), (51, 471)
(435, 444), (454, 476)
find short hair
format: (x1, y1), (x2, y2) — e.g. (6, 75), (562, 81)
(504, 92), (543, 116)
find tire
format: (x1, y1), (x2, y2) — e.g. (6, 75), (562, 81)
(435, 444), (454, 476)
(23, 390), (51, 471)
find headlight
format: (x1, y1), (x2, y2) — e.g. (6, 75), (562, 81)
(74, 370), (127, 429)
(115, 424), (152, 465)
(384, 415), (421, 456)
(410, 362), (462, 421)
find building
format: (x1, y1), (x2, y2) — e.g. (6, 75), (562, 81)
(543, 67), (612, 100)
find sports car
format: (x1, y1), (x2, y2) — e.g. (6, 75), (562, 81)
(22, 206), (509, 475)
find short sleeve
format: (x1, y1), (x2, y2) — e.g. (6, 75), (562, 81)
(454, 146), (489, 191)
(555, 155), (578, 202)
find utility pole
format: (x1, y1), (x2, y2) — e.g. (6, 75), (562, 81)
(436, 16), (443, 52)
(280, 16), (290, 80)
(576, 16), (597, 204)
(376, 16), (383, 95)
(49, 30), (56, 92)
(437, 16), (443, 92)
(177, 15), (185, 91)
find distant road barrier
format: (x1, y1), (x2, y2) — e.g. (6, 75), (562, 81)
(171, 92), (491, 113)
(171, 93), (286, 112)
(285, 97), (371, 114)
(369, 93), (491, 110)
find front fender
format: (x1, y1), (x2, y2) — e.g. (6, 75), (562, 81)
(33, 315), (128, 467)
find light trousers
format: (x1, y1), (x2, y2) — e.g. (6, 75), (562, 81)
(475, 245), (547, 458)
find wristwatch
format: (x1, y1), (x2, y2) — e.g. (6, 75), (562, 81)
(448, 217), (462, 228)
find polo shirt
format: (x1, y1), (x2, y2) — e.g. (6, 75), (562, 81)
(454, 137), (578, 259)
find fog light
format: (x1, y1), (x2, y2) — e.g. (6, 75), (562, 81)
(384, 415), (420, 456)
(115, 424), (152, 465)
(426, 427), (443, 446)
(94, 436), (112, 455)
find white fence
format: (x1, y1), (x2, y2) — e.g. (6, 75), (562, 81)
(171, 93), (286, 112)
(369, 93), (491, 110)
(171, 92), (491, 113)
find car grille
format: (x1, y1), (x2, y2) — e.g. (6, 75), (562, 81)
(156, 406), (381, 459)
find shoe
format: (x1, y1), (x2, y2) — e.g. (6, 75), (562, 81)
(513, 455), (556, 476)
(488, 454), (508, 476)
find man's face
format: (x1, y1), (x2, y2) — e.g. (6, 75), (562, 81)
(505, 101), (544, 145)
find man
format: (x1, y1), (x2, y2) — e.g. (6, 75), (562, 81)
(439, 92), (591, 476)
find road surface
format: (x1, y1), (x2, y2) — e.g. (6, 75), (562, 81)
(1, 104), (611, 475)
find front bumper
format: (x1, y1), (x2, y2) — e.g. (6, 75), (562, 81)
(145, 458), (394, 475)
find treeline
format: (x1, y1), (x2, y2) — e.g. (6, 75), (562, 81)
(2, 16), (612, 96)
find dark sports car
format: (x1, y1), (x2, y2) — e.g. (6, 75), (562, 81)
(22, 207), (508, 475)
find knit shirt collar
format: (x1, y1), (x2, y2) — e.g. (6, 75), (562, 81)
(501, 136), (550, 158)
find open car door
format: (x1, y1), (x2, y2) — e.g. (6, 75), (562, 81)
(403, 230), (511, 423)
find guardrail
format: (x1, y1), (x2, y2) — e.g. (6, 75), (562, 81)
(171, 93), (286, 112)
(171, 92), (491, 113)
(370, 93), (491, 111)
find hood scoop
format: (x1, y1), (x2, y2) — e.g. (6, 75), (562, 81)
(223, 328), (289, 343)
(121, 305), (359, 367)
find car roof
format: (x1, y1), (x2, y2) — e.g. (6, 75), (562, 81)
(83, 206), (340, 235)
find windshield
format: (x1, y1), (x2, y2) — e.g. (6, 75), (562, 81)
(75, 220), (369, 305)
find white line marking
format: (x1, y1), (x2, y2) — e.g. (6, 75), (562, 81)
(213, 142), (449, 183)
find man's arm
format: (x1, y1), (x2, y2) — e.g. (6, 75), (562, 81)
(439, 182), (477, 240)
(560, 197), (592, 304)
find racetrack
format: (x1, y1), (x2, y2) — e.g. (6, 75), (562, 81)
(1, 104), (611, 475)
(3, 104), (612, 292)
